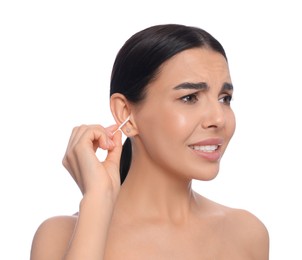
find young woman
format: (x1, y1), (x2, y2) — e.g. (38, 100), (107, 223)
(30, 24), (269, 259)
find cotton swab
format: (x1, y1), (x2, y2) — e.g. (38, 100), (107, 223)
(113, 115), (130, 135)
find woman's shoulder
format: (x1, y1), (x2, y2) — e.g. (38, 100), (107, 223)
(30, 214), (78, 260)
(224, 206), (269, 259)
(198, 194), (268, 233)
(223, 206), (269, 240)
(197, 195), (269, 259)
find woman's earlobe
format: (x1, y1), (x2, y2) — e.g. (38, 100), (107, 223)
(121, 116), (139, 137)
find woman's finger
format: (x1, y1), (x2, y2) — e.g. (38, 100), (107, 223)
(103, 130), (123, 172)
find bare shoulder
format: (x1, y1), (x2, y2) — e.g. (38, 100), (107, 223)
(225, 207), (270, 259)
(225, 206), (269, 239)
(196, 195), (269, 259)
(30, 214), (78, 260)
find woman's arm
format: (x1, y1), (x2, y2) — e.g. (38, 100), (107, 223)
(30, 124), (123, 260)
(63, 193), (116, 259)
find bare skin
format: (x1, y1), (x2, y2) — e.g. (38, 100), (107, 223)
(30, 48), (269, 260)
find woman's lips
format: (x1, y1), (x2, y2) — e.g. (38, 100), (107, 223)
(189, 144), (220, 152)
(188, 138), (223, 161)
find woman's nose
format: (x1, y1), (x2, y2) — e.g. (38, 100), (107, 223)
(201, 100), (226, 129)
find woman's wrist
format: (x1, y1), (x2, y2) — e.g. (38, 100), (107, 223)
(80, 190), (117, 212)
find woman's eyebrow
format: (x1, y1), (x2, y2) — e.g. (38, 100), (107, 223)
(173, 82), (208, 90)
(173, 82), (233, 92)
(221, 82), (233, 92)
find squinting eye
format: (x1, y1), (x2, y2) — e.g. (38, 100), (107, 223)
(219, 95), (232, 105)
(181, 94), (198, 104)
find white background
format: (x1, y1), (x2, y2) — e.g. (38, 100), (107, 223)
(0, 0), (301, 259)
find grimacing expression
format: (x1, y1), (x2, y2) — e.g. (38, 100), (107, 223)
(132, 48), (236, 181)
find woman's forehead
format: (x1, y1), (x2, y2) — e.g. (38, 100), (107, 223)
(153, 48), (231, 87)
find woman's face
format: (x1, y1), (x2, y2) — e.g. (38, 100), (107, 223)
(132, 48), (236, 181)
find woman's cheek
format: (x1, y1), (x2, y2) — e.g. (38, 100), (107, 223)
(227, 109), (236, 138)
(162, 112), (191, 138)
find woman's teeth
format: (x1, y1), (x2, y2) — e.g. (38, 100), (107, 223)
(189, 145), (219, 152)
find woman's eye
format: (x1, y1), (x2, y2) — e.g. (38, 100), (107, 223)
(219, 95), (232, 105)
(181, 94), (198, 104)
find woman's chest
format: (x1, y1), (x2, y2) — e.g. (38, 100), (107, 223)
(104, 221), (249, 260)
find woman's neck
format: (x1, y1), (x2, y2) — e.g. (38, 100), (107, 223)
(114, 155), (199, 225)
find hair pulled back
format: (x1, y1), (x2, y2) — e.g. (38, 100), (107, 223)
(110, 24), (227, 184)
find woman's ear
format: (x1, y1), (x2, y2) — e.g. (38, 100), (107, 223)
(110, 93), (138, 136)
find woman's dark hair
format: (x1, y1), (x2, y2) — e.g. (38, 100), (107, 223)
(110, 24), (227, 184)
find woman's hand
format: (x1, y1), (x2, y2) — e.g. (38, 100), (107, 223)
(62, 124), (123, 200)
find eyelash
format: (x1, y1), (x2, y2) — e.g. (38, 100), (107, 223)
(219, 95), (233, 105)
(180, 93), (233, 105)
(181, 93), (199, 104)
